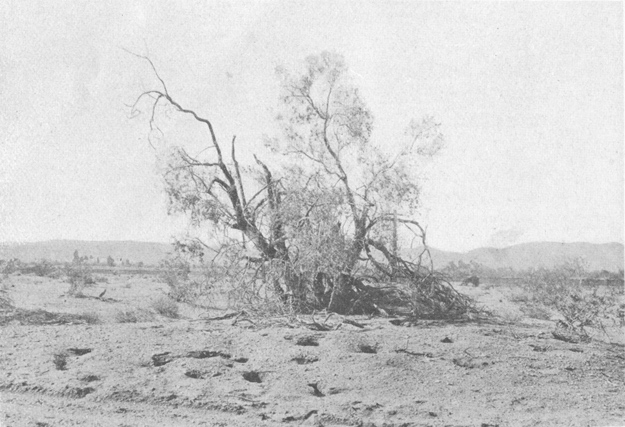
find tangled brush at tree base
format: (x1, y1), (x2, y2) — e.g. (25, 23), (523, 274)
(309, 271), (481, 320)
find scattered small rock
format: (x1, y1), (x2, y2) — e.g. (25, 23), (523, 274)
(185, 370), (203, 379)
(453, 357), (493, 369)
(67, 348), (92, 356)
(296, 335), (320, 346)
(186, 350), (231, 359)
(441, 337), (453, 343)
(356, 343), (378, 354)
(242, 371), (262, 383)
(307, 382), (324, 397)
(234, 357), (248, 363)
(292, 355), (319, 365)
(79, 374), (100, 382)
(151, 352), (173, 367)
(70, 387), (95, 398)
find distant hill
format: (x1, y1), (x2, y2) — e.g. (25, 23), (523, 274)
(422, 242), (624, 272)
(0, 240), (173, 266)
(1, 240), (622, 272)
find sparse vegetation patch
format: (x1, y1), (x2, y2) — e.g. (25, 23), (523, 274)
(150, 295), (180, 318)
(115, 308), (153, 323)
(64, 259), (95, 297)
(519, 259), (622, 337)
(52, 351), (68, 370)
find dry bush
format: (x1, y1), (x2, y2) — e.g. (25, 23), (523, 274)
(158, 255), (215, 305)
(508, 292), (532, 304)
(519, 304), (552, 320)
(0, 289), (13, 311)
(404, 273), (480, 319)
(115, 308), (153, 323)
(150, 296), (180, 318)
(93, 275), (109, 284)
(53, 351), (69, 370)
(30, 259), (58, 277)
(0, 272), (13, 310)
(1, 259), (21, 276)
(76, 311), (101, 324)
(520, 259), (621, 336)
(158, 257), (191, 301)
(219, 248), (480, 321)
(64, 260), (95, 296)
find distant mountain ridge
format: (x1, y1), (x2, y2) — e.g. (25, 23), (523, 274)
(0, 240), (622, 272)
(423, 241), (623, 272)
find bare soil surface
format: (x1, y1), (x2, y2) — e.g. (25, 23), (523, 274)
(1, 274), (624, 426)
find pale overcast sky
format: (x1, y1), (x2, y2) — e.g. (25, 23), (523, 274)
(0, 1), (622, 251)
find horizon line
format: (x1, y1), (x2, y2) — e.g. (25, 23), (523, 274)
(1, 238), (623, 253)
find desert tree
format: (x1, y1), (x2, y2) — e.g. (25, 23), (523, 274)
(129, 51), (475, 317)
(267, 52), (450, 312)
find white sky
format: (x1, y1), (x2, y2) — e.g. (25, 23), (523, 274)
(0, 1), (622, 251)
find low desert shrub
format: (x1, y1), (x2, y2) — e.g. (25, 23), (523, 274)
(520, 259), (620, 336)
(151, 296), (180, 318)
(115, 308), (153, 323)
(93, 275), (109, 284)
(519, 303), (552, 320)
(158, 257), (212, 303)
(64, 260), (95, 296)
(509, 292), (531, 304)
(31, 259), (58, 277)
(76, 311), (101, 324)
(159, 257), (190, 299)
(0, 289), (13, 311)
(53, 351), (69, 370)
(1, 259), (21, 277)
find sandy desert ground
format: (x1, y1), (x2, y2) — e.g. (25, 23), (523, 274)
(1, 272), (624, 427)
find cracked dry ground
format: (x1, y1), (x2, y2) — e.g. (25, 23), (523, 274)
(1, 279), (624, 426)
